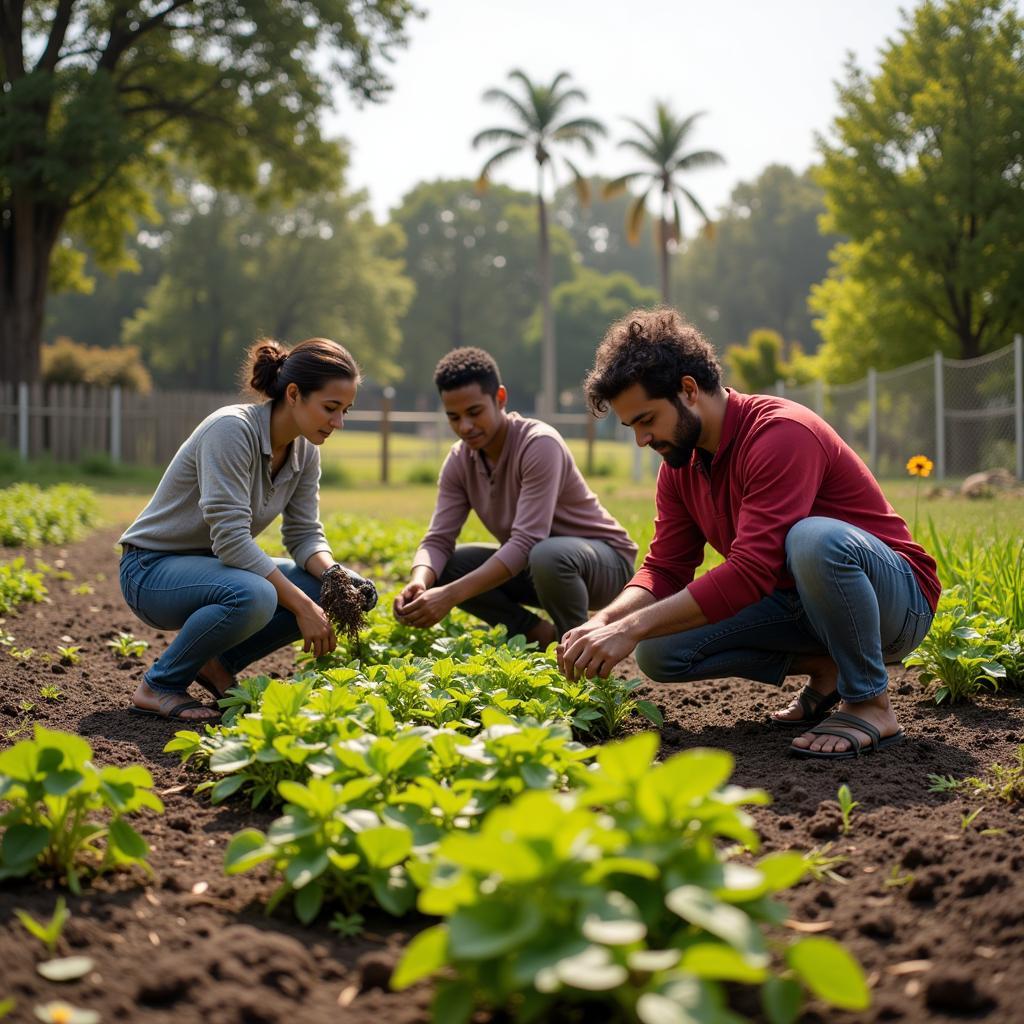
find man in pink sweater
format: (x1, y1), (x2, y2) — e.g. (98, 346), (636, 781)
(394, 348), (637, 645)
(557, 309), (940, 760)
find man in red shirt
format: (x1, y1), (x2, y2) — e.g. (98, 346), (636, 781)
(557, 309), (940, 759)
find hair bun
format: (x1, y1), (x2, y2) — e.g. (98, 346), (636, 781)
(246, 339), (290, 397)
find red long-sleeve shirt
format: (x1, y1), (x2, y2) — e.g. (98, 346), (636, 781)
(629, 390), (941, 623)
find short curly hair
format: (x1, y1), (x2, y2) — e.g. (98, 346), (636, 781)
(584, 308), (722, 415)
(434, 347), (501, 397)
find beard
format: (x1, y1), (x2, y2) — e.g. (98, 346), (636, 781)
(654, 399), (703, 469)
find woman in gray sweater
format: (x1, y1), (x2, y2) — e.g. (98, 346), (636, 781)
(119, 337), (376, 721)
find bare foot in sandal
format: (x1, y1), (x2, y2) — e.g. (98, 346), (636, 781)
(770, 652), (839, 724)
(194, 657), (236, 700)
(131, 679), (221, 722)
(790, 693), (902, 757)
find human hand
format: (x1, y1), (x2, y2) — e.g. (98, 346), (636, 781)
(557, 619), (636, 681)
(394, 581), (426, 622)
(400, 586), (455, 629)
(295, 600), (337, 657)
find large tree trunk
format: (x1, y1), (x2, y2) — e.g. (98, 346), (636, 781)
(0, 196), (63, 384)
(659, 184), (671, 305)
(537, 166), (555, 419)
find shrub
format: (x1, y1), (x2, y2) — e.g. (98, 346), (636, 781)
(0, 559), (47, 615)
(0, 483), (100, 547)
(42, 337), (152, 393)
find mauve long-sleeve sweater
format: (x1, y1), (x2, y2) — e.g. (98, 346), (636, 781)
(412, 413), (638, 579)
(629, 390), (941, 622)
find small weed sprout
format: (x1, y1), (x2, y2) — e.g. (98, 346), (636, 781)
(803, 843), (849, 884)
(14, 898), (69, 955)
(961, 807), (983, 831)
(0, 628), (14, 646)
(837, 783), (859, 834)
(927, 773), (961, 793)
(328, 912), (365, 938)
(38, 685), (63, 702)
(884, 865), (914, 888)
(9, 647), (34, 661)
(56, 646), (81, 666)
(18, 699), (35, 713)
(106, 633), (148, 658)
(70, 583), (94, 596)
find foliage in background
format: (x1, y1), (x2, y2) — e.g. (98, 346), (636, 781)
(673, 165), (838, 353)
(122, 167), (413, 389)
(395, 734), (869, 1023)
(473, 69), (606, 416)
(2, 0), (422, 383)
(524, 269), (660, 407)
(391, 180), (575, 402)
(812, 0), (1024, 378)
(0, 727), (163, 893)
(41, 338), (151, 393)
(0, 560), (47, 616)
(725, 329), (818, 393)
(0, 484), (99, 547)
(604, 102), (725, 305)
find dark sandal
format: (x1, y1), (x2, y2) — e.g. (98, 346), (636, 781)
(789, 711), (905, 760)
(194, 670), (234, 705)
(129, 696), (220, 722)
(770, 685), (841, 729)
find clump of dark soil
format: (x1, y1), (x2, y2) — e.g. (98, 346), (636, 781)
(319, 567), (368, 641)
(0, 527), (1022, 1023)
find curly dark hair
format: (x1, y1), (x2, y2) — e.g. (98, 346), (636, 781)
(584, 308), (722, 415)
(434, 347), (501, 397)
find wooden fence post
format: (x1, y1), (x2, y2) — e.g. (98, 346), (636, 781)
(585, 413), (596, 476)
(380, 386), (395, 484)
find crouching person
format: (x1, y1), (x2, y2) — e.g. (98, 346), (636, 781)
(394, 347), (637, 645)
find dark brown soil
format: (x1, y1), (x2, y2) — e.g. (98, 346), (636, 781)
(1, 527), (1022, 1023)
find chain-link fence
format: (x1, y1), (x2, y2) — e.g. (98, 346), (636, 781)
(778, 337), (1023, 480)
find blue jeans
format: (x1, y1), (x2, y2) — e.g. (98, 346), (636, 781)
(634, 517), (934, 703)
(119, 547), (324, 695)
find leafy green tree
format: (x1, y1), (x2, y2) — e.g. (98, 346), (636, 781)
(605, 102), (724, 303)
(1, 0), (420, 383)
(553, 179), (658, 289)
(673, 165), (839, 350)
(525, 268), (659, 408)
(814, 0), (1024, 364)
(122, 176), (412, 388)
(473, 69), (605, 416)
(391, 179), (575, 404)
(725, 328), (816, 393)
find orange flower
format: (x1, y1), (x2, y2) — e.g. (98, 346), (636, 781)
(906, 455), (934, 478)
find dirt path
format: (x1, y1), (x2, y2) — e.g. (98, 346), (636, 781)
(1, 528), (1022, 1023)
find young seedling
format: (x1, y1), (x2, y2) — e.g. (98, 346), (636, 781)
(328, 912), (366, 938)
(106, 633), (149, 658)
(9, 646), (34, 661)
(14, 898), (69, 956)
(837, 783), (859, 834)
(70, 584), (94, 596)
(39, 684), (63, 702)
(56, 646), (81, 666)
(961, 807), (982, 831)
(927, 773), (961, 793)
(0, 629), (14, 646)
(883, 865), (914, 888)
(18, 699), (35, 713)
(802, 844), (849, 885)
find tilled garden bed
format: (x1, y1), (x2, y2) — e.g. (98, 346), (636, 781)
(0, 528), (1022, 1023)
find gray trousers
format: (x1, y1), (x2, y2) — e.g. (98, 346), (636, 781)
(438, 538), (633, 639)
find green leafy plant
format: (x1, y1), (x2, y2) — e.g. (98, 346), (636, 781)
(394, 734), (869, 1023)
(837, 784), (859, 835)
(9, 646), (35, 662)
(0, 558), (46, 615)
(960, 807), (982, 831)
(70, 584), (94, 596)
(328, 911), (366, 938)
(106, 633), (149, 658)
(802, 844), (849, 885)
(56, 646), (81, 666)
(0, 483), (100, 548)
(904, 606), (1006, 703)
(15, 897), (70, 955)
(39, 685), (63, 703)
(19, 699), (36, 713)
(0, 726), (164, 893)
(927, 773), (961, 793)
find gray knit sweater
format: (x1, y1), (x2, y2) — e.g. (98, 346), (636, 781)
(119, 402), (331, 577)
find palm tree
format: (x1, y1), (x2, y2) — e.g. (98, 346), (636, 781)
(605, 102), (725, 304)
(473, 70), (605, 417)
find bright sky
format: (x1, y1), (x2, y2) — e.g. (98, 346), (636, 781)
(326, 0), (911, 225)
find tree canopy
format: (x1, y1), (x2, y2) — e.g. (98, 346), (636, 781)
(813, 0), (1024, 370)
(672, 164), (839, 351)
(1, 0), (421, 381)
